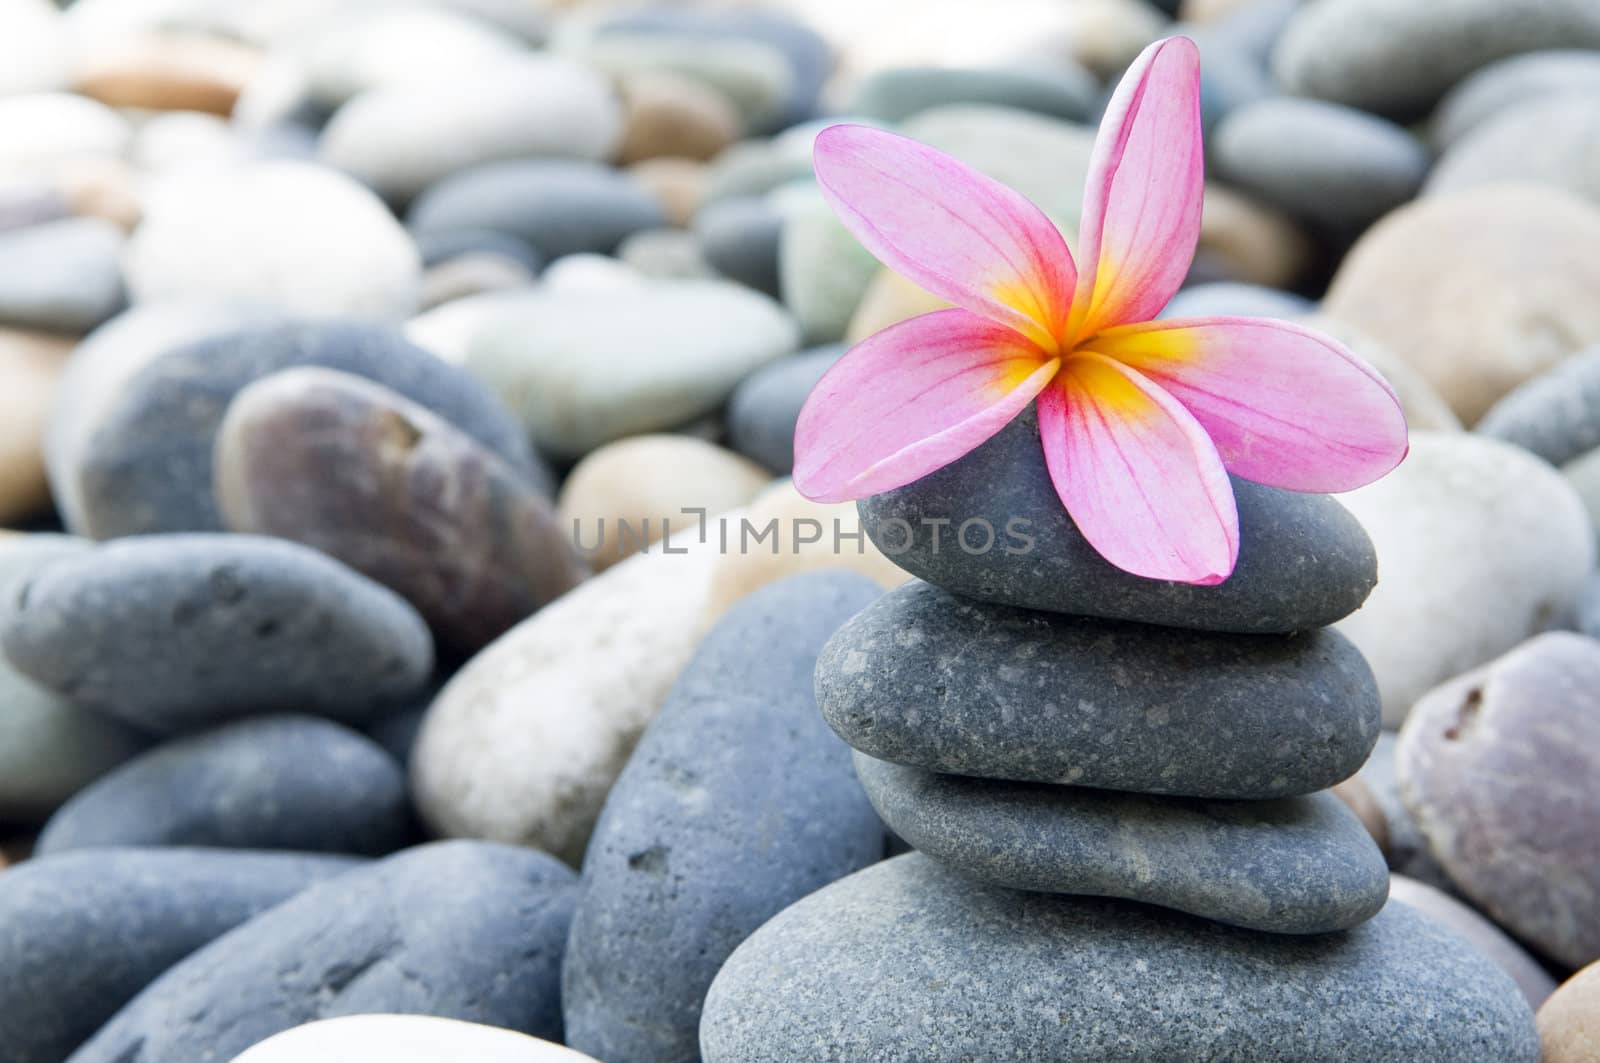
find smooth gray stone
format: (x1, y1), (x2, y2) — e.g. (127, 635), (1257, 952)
(694, 196), (783, 298)
(1388, 875), (1557, 1011)
(856, 754), (1389, 934)
(700, 853), (1541, 1062)
(1212, 97), (1428, 230)
(69, 841), (577, 1063)
(407, 159), (666, 260)
(0, 847), (358, 1063)
(857, 407), (1378, 634)
(73, 319), (545, 539)
(0, 218), (126, 333)
(1476, 343), (1600, 466)
(37, 715), (410, 856)
(849, 65), (1096, 124)
(817, 581), (1381, 798)
(413, 227), (543, 273)
(1431, 49), (1600, 148)
(562, 572), (883, 1063)
(725, 345), (842, 473)
(0, 534), (433, 735)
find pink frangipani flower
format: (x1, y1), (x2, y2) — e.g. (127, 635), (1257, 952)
(792, 36), (1408, 586)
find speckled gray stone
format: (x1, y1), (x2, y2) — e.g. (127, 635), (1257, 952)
(0, 534), (433, 734)
(0, 847), (357, 1063)
(69, 841), (576, 1063)
(407, 159), (666, 260)
(1431, 50), (1600, 148)
(818, 581), (1379, 797)
(857, 407), (1378, 634)
(72, 320), (545, 539)
(1476, 344), (1600, 466)
(700, 853), (1541, 1062)
(36, 715), (410, 856)
(725, 344), (842, 473)
(848, 65), (1096, 123)
(562, 572), (884, 1063)
(1388, 875), (1558, 1010)
(1212, 98), (1428, 230)
(1398, 631), (1600, 970)
(856, 754), (1388, 934)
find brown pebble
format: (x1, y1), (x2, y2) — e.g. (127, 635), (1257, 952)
(1540, 961), (1600, 1062)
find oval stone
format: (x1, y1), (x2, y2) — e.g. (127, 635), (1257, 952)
(1427, 95), (1600, 209)
(848, 65), (1096, 123)
(818, 581), (1380, 798)
(700, 853), (1539, 1062)
(725, 345), (843, 474)
(1397, 632), (1600, 969)
(562, 573), (884, 1063)
(856, 407), (1378, 634)
(215, 368), (585, 655)
(232, 1016), (600, 1063)
(0, 534), (433, 734)
(1477, 345), (1600, 466)
(1539, 962), (1600, 1063)
(1431, 49), (1600, 148)
(1388, 875), (1557, 1010)
(856, 755), (1389, 934)
(69, 841), (576, 1063)
(36, 715), (410, 857)
(72, 319), (544, 538)
(0, 847), (357, 1063)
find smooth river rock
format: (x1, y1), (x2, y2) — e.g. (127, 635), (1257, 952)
(562, 573), (883, 1063)
(1397, 632), (1600, 970)
(1540, 962), (1600, 1063)
(817, 581), (1380, 798)
(700, 853), (1540, 1062)
(232, 1016), (601, 1063)
(1431, 49), (1600, 148)
(0, 534), (433, 734)
(1476, 344), (1600, 466)
(857, 407), (1378, 634)
(73, 319), (542, 538)
(0, 847), (356, 1063)
(36, 715), (410, 857)
(215, 368), (584, 655)
(856, 755), (1388, 934)
(1388, 875), (1558, 1010)
(69, 841), (577, 1063)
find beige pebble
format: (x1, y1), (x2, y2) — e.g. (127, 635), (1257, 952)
(845, 268), (951, 343)
(1297, 314), (1462, 432)
(0, 329), (72, 526)
(557, 435), (772, 571)
(1196, 184), (1313, 291)
(1540, 962), (1600, 1062)
(628, 157), (708, 228)
(74, 33), (261, 116)
(617, 70), (742, 165)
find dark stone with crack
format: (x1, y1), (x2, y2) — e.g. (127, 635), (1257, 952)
(855, 753), (1389, 934)
(857, 406), (1377, 634)
(561, 572), (884, 1063)
(0, 534), (432, 734)
(817, 581), (1380, 798)
(68, 841), (576, 1063)
(0, 847), (356, 1063)
(700, 853), (1541, 1062)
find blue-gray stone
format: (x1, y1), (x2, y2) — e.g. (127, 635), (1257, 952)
(37, 715), (411, 856)
(694, 196), (783, 298)
(1476, 344), (1600, 466)
(817, 581), (1380, 798)
(848, 65), (1096, 124)
(1432, 49), (1600, 148)
(0, 847), (357, 1063)
(0, 218), (126, 333)
(1160, 281), (1316, 320)
(68, 841), (576, 1063)
(595, 8), (833, 130)
(72, 319), (544, 538)
(0, 534), (433, 734)
(857, 407), (1378, 634)
(561, 572), (884, 1063)
(700, 853), (1541, 1062)
(408, 160), (666, 261)
(413, 227), (544, 273)
(1213, 97), (1429, 230)
(856, 754), (1389, 934)
(726, 344), (843, 473)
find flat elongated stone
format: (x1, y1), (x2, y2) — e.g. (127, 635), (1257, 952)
(856, 755), (1388, 934)
(561, 573), (883, 1063)
(701, 854), (1539, 1062)
(817, 581), (1379, 798)
(857, 408), (1377, 634)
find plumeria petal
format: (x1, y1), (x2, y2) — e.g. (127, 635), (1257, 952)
(1085, 316), (1409, 492)
(812, 124), (1077, 352)
(794, 308), (1058, 502)
(1068, 37), (1204, 342)
(1038, 352), (1238, 585)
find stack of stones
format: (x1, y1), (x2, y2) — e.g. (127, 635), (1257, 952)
(700, 410), (1540, 1061)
